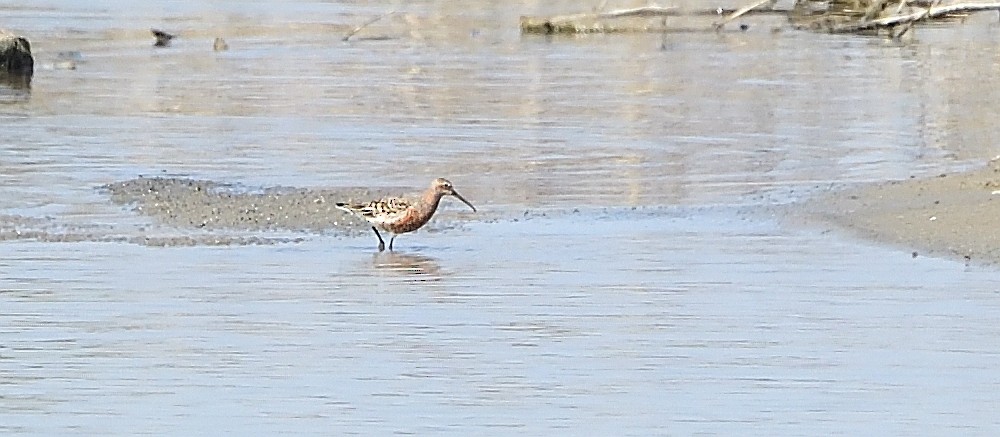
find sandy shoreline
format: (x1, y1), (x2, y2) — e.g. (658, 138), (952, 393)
(800, 158), (1000, 266)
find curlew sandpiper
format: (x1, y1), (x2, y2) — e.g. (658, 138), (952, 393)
(335, 178), (476, 251)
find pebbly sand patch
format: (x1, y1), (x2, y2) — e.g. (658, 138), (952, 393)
(0, 177), (464, 247)
(103, 176), (379, 232)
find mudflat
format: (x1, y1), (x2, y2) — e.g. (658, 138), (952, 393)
(803, 159), (1000, 265)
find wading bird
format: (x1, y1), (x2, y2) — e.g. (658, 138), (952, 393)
(335, 178), (476, 251)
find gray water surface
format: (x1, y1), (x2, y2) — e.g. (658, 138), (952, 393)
(4, 1), (1000, 435)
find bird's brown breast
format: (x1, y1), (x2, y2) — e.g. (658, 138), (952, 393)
(379, 208), (431, 234)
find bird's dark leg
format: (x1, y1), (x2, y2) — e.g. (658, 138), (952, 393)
(371, 227), (386, 252)
(389, 235), (396, 251)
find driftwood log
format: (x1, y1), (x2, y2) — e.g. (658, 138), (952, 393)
(520, 1), (1000, 36)
(520, 6), (682, 34)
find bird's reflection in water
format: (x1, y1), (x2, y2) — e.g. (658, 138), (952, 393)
(371, 251), (443, 281)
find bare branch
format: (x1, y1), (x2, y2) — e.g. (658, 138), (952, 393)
(830, 1), (1000, 33)
(343, 11), (397, 42)
(714, 0), (778, 30)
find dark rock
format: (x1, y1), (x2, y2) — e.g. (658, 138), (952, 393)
(151, 29), (175, 47)
(0, 29), (33, 88)
(213, 37), (229, 51)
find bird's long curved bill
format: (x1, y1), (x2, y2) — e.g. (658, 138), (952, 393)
(452, 191), (476, 212)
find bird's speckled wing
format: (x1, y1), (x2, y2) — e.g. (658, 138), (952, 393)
(336, 197), (412, 226)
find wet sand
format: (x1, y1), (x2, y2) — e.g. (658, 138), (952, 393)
(789, 11), (1000, 267)
(803, 159), (1000, 266)
(8, 1), (1000, 435)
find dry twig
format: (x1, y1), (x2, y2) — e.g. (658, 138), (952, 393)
(714, 0), (778, 30)
(343, 11), (396, 42)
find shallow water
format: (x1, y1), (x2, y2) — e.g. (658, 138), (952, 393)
(4, 1), (1000, 435)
